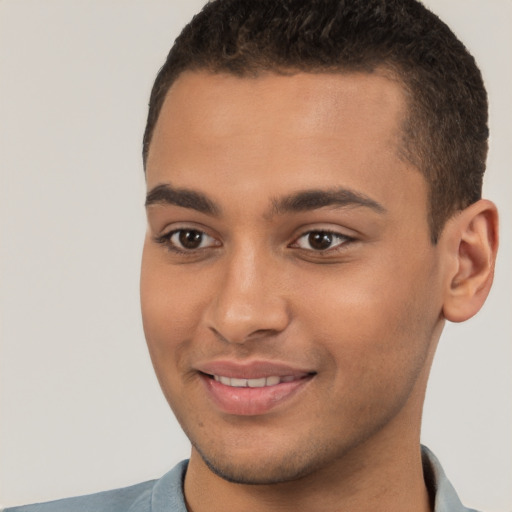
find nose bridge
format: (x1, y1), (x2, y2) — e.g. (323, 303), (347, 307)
(206, 240), (289, 343)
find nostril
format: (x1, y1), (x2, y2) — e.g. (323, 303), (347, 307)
(204, 291), (290, 345)
(209, 327), (230, 344)
(209, 326), (281, 344)
(246, 328), (281, 341)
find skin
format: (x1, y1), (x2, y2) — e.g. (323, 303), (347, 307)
(141, 70), (498, 512)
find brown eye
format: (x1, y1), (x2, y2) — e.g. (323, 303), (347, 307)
(178, 230), (204, 249)
(164, 229), (219, 251)
(293, 230), (351, 252)
(308, 232), (334, 250)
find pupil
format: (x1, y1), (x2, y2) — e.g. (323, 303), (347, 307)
(309, 232), (333, 250)
(179, 230), (203, 249)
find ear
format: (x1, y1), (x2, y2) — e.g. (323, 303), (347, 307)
(442, 199), (499, 323)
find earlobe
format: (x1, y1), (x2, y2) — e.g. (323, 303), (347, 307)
(442, 199), (499, 323)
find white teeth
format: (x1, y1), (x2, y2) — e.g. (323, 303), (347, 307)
(265, 375), (280, 386)
(247, 377), (266, 388)
(230, 377), (248, 387)
(212, 375), (296, 388)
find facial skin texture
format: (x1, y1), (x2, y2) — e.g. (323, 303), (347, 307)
(141, 71), (497, 512)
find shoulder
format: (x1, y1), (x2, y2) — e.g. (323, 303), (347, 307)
(3, 480), (155, 512)
(3, 460), (189, 512)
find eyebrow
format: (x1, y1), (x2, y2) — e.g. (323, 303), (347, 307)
(145, 183), (220, 216)
(145, 183), (386, 218)
(271, 188), (386, 215)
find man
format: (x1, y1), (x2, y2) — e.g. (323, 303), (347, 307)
(6, 0), (499, 511)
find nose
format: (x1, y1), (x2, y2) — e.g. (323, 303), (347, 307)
(204, 244), (290, 344)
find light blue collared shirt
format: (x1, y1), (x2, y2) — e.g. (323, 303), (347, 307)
(4, 446), (480, 512)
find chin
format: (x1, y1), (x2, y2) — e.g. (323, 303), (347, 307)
(197, 448), (315, 485)
(190, 434), (341, 486)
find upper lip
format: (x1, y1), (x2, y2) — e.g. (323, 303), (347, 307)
(196, 360), (315, 379)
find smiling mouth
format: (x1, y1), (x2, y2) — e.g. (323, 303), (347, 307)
(200, 371), (315, 415)
(207, 374), (309, 388)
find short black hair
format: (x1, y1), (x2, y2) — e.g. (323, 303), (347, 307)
(143, 0), (488, 242)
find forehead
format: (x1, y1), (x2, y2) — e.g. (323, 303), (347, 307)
(151, 69), (406, 147)
(145, 70), (422, 218)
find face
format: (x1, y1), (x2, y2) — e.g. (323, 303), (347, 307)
(141, 71), (446, 484)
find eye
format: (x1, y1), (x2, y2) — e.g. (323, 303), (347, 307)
(292, 230), (352, 251)
(157, 228), (220, 252)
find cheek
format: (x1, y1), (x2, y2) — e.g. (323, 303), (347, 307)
(140, 251), (203, 410)
(141, 248), (194, 357)
(140, 244), (222, 368)
(290, 263), (439, 434)
(292, 251), (441, 373)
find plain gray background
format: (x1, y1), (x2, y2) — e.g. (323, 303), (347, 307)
(1, 0), (511, 510)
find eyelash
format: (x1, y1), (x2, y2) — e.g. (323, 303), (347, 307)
(154, 228), (354, 255)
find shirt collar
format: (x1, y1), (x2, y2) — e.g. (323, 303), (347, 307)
(422, 445), (479, 512)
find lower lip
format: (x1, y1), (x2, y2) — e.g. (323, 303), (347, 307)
(201, 374), (314, 416)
